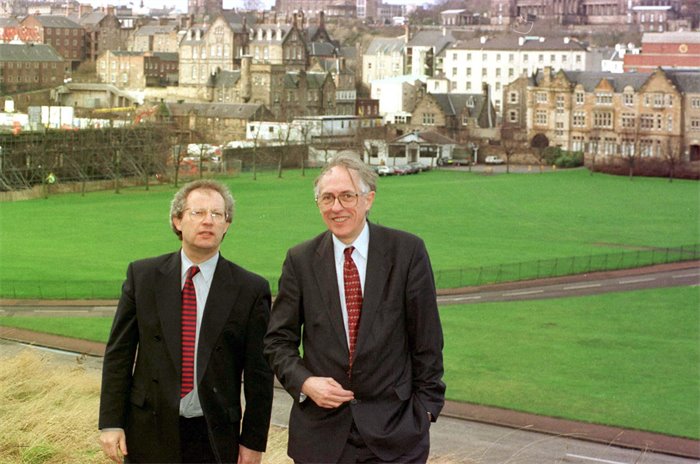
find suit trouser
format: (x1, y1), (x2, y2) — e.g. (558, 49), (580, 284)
(336, 421), (430, 464)
(180, 416), (218, 463)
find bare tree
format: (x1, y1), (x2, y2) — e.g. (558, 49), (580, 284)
(531, 133), (549, 173)
(663, 136), (684, 183)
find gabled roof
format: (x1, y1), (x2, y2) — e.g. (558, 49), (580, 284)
(134, 24), (179, 36)
(642, 31), (700, 44)
(365, 37), (404, 55)
(284, 71), (329, 89)
(534, 70), (650, 92)
(429, 93), (488, 118)
(0, 17), (19, 27)
(212, 69), (241, 88)
(0, 43), (64, 62)
(664, 69), (700, 93)
(391, 130), (457, 145)
(407, 30), (454, 53)
(26, 15), (82, 28)
(75, 11), (107, 26)
(308, 41), (336, 56)
(165, 102), (264, 119)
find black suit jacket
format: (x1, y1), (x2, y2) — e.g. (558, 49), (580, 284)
(264, 222), (445, 462)
(99, 252), (273, 463)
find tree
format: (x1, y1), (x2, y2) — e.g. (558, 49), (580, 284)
(663, 136), (684, 183)
(530, 133), (549, 173)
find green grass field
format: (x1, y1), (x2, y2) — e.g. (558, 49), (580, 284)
(2, 286), (697, 439)
(0, 168), (698, 298)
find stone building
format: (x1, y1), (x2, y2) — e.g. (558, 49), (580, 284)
(97, 50), (178, 88)
(73, 10), (124, 62)
(502, 67), (699, 163)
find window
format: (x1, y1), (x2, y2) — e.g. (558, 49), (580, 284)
(621, 113), (635, 129)
(538, 54), (544, 63)
(572, 136), (584, 152)
(555, 121), (564, 136)
(423, 113), (435, 125)
(535, 110), (547, 125)
(466, 68), (471, 76)
(575, 92), (584, 105)
(593, 112), (612, 128)
(623, 92), (634, 106)
(653, 93), (664, 107)
(572, 111), (586, 127)
(481, 68), (487, 77)
(508, 68), (514, 78)
(690, 118), (700, 130)
(508, 109), (518, 123)
(452, 67), (457, 77)
(536, 92), (547, 104)
(640, 114), (654, 129)
(556, 95), (564, 113)
(691, 98), (700, 109)
(496, 68), (501, 77)
(496, 53), (501, 62)
(466, 53), (471, 61)
(595, 93), (613, 105)
(508, 53), (514, 62)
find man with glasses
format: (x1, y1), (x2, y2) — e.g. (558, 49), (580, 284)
(99, 180), (273, 464)
(265, 154), (445, 463)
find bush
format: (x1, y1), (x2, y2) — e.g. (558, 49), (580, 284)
(554, 151), (584, 168)
(592, 158), (700, 180)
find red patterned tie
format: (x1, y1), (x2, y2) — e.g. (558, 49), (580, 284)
(343, 247), (363, 370)
(181, 265), (200, 398)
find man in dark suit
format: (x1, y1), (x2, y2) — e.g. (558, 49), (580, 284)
(264, 154), (445, 463)
(99, 180), (273, 464)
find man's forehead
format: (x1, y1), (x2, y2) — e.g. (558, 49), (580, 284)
(186, 188), (225, 203)
(319, 166), (358, 189)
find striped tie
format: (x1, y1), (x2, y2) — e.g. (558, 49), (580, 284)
(343, 247), (363, 371)
(181, 265), (200, 398)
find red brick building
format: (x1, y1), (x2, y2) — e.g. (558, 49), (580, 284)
(624, 31), (700, 72)
(0, 43), (68, 94)
(19, 15), (86, 70)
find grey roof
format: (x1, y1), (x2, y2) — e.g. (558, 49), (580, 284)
(308, 41), (336, 56)
(533, 69), (651, 92)
(407, 30), (454, 54)
(165, 102), (263, 119)
(430, 93), (487, 118)
(0, 17), (20, 27)
(28, 15), (83, 29)
(451, 35), (587, 51)
(76, 12), (107, 26)
(392, 130), (457, 144)
(152, 52), (178, 61)
(284, 71), (328, 89)
(642, 31), (700, 44)
(365, 37), (404, 55)
(213, 69), (241, 87)
(0, 43), (64, 62)
(665, 69), (700, 93)
(134, 24), (178, 36)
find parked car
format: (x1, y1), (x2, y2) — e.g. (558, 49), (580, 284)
(393, 164), (413, 175)
(438, 157), (470, 167)
(408, 161), (429, 172)
(376, 165), (395, 176)
(485, 156), (505, 165)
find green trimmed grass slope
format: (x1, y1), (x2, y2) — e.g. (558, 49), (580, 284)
(0, 168), (698, 298)
(440, 286), (700, 439)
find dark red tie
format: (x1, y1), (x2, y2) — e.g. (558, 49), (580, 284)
(181, 265), (200, 398)
(343, 247), (363, 369)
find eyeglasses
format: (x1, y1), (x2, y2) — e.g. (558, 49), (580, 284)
(315, 191), (364, 209)
(184, 208), (228, 223)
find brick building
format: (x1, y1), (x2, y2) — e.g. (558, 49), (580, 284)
(0, 43), (68, 94)
(19, 15), (85, 69)
(624, 32), (700, 72)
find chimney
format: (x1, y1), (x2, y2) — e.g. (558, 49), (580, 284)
(319, 10), (325, 28)
(404, 23), (409, 43)
(241, 55), (252, 102)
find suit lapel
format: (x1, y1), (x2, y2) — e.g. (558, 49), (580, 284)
(155, 252), (184, 375)
(197, 256), (240, 383)
(313, 232), (347, 353)
(357, 223), (392, 352)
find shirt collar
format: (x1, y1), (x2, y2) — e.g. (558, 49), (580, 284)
(180, 250), (219, 284)
(332, 221), (369, 262)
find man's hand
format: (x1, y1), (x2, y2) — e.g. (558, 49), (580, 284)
(238, 444), (263, 464)
(99, 429), (128, 463)
(301, 376), (354, 408)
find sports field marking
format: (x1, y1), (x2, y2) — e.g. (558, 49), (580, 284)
(563, 283), (602, 290)
(564, 454), (628, 464)
(618, 277), (656, 285)
(503, 289), (544, 296)
(672, 272), (700, 279)
(452, 296), (482, 301)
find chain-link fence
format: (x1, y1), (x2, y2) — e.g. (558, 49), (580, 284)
(1, 245), (697, 299)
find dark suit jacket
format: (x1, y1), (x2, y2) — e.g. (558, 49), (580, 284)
(264, 222), (445, 462)
(99, 252), (273, 463)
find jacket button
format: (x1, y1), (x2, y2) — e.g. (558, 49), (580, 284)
(350, 399), (358, 405)
(213, 387), (218, 393)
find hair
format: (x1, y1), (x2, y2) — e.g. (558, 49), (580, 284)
(170, 179), (235, 239)
(313, 153), (378, 198)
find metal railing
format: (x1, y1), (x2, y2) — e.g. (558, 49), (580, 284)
(1, 245), (698, 299)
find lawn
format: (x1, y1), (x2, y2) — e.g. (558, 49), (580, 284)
(2, 286), (698, 439)
(0, 168), (698, 298)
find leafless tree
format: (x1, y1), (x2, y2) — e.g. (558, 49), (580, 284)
(663, 136), (684, 183)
